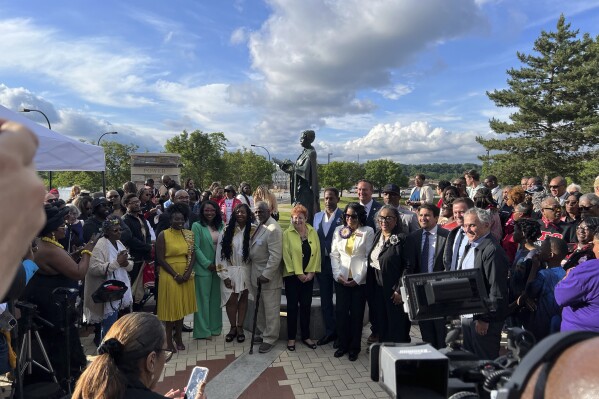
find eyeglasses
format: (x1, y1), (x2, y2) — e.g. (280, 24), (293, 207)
(549, 185), (563, 189)
(564, 201), (578, 205)
(160, 348), (174, 363)
(377, 216), (397, 223)
(542, 207), (561, 212)
(344, 213), (358, 220)
(580, 205), (597, 211)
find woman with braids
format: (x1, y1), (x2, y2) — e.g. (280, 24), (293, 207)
(507, 218), (541, 327)
(155, 203), (197, 353)
(72, 313), (206, 399)
(215, 203), (255, 343)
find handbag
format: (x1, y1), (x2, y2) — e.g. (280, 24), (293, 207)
(91, 279), (128, 304)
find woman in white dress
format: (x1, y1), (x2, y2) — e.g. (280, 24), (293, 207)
(84, 217), (134, 341)
(216, 203), (255, 343)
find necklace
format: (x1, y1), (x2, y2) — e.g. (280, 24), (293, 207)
(41, 236), (64, 249)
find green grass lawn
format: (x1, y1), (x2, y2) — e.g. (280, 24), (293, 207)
(276, 196), (365, 230)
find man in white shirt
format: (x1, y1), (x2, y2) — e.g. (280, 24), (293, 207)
(465, 169), (484, 200)
(313, 188), (343, 346)
(549, 176), (568, 206)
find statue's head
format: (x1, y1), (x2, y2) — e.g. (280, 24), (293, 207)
(300, 130), (315, 148)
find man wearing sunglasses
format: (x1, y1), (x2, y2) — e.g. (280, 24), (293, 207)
(549, 176), (568, 206)
(579, 194), (599, 219)
(538, 197), (575, 244)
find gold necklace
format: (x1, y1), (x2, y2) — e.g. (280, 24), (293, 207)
(41, 236), (64, 249)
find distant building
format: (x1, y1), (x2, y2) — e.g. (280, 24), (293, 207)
(272, 165), (289, 190)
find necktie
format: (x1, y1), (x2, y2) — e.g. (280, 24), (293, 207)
(458, 243), (472, 270)
(421, 231), (431, 273)
(451, 230), (464, 271)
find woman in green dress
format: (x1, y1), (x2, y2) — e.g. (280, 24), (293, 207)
(191, 200), (224, 339)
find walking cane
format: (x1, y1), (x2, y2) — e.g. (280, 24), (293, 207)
(249, 280), (262, 355)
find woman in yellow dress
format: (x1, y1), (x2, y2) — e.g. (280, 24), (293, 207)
(155, 203), (197, 352)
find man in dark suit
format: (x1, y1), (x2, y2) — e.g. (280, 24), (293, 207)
(459, 208), (509, 360)
(443, 197), (474, 271)
(357, 179), (383, 343)
(404, 203), (449, 349)
(313, 187), (344, 346)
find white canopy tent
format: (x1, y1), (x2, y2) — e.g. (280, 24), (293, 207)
(0, 105), (105, 171)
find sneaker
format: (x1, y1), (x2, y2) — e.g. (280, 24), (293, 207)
(259, 343), (274, 353)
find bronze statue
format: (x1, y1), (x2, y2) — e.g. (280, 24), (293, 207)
(274, 130), (320, 223)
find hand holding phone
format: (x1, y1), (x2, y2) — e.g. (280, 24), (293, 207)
(185, 366), (208, 399)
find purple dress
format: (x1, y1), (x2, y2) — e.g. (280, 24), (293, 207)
(555, 259), (599, 332)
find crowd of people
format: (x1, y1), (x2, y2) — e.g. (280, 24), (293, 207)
(2, 119), (599, 396)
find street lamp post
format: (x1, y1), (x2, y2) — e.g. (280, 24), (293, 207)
(327, 153), (333, 164)
(250, 144), (271, 162)
(97, 132), (118, 196)
(20, 108), (52, 190)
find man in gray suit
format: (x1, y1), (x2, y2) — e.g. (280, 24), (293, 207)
(250, 201), (284, 353)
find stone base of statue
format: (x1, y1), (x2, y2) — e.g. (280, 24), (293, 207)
(243, 292), (370, 340)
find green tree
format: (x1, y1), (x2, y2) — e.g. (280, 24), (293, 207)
(50, 141), (138, 192)
(220, 149), (276, 189)
(320, 161), (364, 196)
(364, 159), (408, 195)
(478, 15), (599, 183)
(164, 130), (228, 190)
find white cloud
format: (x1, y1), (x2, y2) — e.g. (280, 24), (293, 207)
(228, 0), (486, 142)
(230, 27), (248, 45)
(375, 84), (413, 100)
(317, 121), (491, 164)
(0, 18), (155, 107)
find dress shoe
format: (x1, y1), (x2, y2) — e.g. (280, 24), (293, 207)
(334, 349), (346, 358)
(259, 343), (274, 353)
(317, 334), (337, 346)
(348, 352), (358, 362)
(333, 339), (340, 349)
(366, 333), (379, 344)
(253, 336), (264, 344)
(182, 324), (193, 333)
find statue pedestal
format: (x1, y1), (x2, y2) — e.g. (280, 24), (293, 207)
(243, 292), (369, 340)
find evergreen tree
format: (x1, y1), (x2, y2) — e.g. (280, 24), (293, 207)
(478, 15), (599, 183)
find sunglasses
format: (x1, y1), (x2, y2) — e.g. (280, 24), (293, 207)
(377, 216), (396, 223)
(344, 213), (358, 219)
(580, 205), (597, 211)
(549, 185), (563, 189)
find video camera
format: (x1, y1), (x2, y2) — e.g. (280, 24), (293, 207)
(370, 269), (531, 398)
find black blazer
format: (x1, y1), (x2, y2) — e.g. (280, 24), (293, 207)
(472, 235), (509, 322)
(365, 199), (383, 230)
(404, 226), (449, 275)
(367, 229), (407, 293)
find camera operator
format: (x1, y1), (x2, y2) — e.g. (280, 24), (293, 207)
(23, 205), (98, 384)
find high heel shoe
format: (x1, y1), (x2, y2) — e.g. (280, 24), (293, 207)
(302, 339), (317, 349)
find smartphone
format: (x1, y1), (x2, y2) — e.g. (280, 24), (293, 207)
(185, 366), (208, 399)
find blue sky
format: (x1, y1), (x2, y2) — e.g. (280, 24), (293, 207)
(1, 0), (598, 164)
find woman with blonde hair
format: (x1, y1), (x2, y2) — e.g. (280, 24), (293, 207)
(67, 185), (81, 203)
(282, 204), (321, 350)
(72, 312), (205, 399)
(253, 184), (279, 220)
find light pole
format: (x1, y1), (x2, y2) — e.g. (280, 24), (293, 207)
(97, 132), (118, 196)
(250, 144), (271, 162)
(20, 108), (52, 189)
(327, 153), (333, 164)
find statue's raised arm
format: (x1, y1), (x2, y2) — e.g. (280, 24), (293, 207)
(286, 130), (320, 224)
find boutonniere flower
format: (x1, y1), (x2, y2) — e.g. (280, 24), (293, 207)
(388, 234), (399, 246)
(339, 226), (353, 239)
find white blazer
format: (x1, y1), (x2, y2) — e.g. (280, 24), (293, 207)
(330, 225), (375, 285)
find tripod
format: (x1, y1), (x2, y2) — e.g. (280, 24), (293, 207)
(10, 301), (58, 399)
(51, 287), (79, 395)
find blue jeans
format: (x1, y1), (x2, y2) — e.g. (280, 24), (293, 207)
(101, 311), (119, 339)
